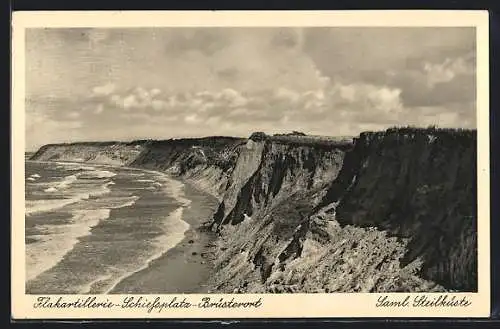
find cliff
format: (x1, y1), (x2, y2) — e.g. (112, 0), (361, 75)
(29, 128), (477, 293)
(321, 128), (477, 291)
(30, 140), (149, 166)
(128, 137), (245, 199)
(31, 137), (246, 199)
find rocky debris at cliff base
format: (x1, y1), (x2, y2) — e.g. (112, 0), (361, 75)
(208, 208), (447, 293)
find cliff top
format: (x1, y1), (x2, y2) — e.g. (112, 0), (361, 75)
(359, 126), (476, 145)
(364, 126), (476, 136)
(37, 136), (246, 148)
(33, 127), (476, 152)
(249, 132), (354, 150)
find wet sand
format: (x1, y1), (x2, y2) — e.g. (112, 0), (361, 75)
(108, 182), (219, 294)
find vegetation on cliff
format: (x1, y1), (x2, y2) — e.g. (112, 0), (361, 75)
(209, 127), (477, 293)
(30, 127), (477, 293)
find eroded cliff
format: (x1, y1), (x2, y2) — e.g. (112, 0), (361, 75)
(31, 137), (246, 199)
(30, 128), (477, 293)
(128, 137), (245, 199)
(206, 128), (476, 293)
(31, 141), (148, 166)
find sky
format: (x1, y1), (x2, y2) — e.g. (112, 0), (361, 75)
(25, 27), (476, 150)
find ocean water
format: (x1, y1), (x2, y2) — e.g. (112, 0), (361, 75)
(25, 160), (191, 294)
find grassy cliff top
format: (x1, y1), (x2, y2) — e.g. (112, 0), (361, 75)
(33, 126), (476, 152)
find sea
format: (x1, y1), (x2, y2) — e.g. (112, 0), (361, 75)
(25, 160), (192, 294)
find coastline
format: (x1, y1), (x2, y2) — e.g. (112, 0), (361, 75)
(26, 159), (221, 294)
(108, 182), (219, 293)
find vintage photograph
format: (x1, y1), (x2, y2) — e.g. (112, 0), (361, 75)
(24, 25), (479, 295)
(12, 10), (490, 319)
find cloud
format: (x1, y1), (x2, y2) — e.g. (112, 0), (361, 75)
(26, 73), (476, 151)
(122, 95), (138, 109)
(304, 27), (475, 79)
(107, 87), (164, 110)
(152, 99), (166, 111)
(83, 77), (472, 135)
(184, 114), (202, 124)
(151, 88), (161, 97)
(105, 81), (403, 128)
(26, 110), (83, 150)
(67, 111), (81, 119)
(94, 104), (104, 114)
(331, 52), (476, 109)
(270, 28), (304, 50)
(92, 83), (116, 96)
(423, 55), (475, 87)
(25, 27), (476, 148)
(104, 87), (250, 115)
(303, 82), (405, 125)
(303, 28), (476, 110)
(397, 54), (476, 107)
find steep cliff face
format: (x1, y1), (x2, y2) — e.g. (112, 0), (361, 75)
(128, 137), (245, 199)
(29, 128), (477, 293)
(211, 136), (348, 229)
(30, 137), (246, 199)
(321, 128), (477, 291)
(208, 129), (477, 293)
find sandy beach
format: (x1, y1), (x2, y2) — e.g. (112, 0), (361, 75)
(108, 181), (219, 294)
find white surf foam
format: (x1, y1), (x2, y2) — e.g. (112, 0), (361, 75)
(159, 177), (192, 207)
(27, 177), (36, 181)
(67, 165), (96, 171)
(26, 208), (111, 281)
(87, 181), (114, 198)
(136, 179), (156, 183)
(77, 170), (117, 180)
(55, 162), (83, 167)
(111, 196), (139, 209)
(104, 206), (190, 294)
(80, 273), (114, 294)
(40, 174), (78, 193)
(57, 174), (78, 189)
(26, 161), (194, 293)
(30, 173), (41, 178)
(55, 163), (83, 170)
(25, 197), (85, 216)
(125, 172), (145, 177)
(68, 195), (139, 212)
(32, 183), (114, 217)
(89, 170), (117, 178)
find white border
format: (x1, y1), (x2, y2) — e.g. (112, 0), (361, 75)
(11, 10), (490, 319)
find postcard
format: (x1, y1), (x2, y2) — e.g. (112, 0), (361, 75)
(11, 10), (490, 319)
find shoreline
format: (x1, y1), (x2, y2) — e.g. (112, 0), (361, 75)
(108, 182), (219, 294)
(26, 159), (221, 294)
